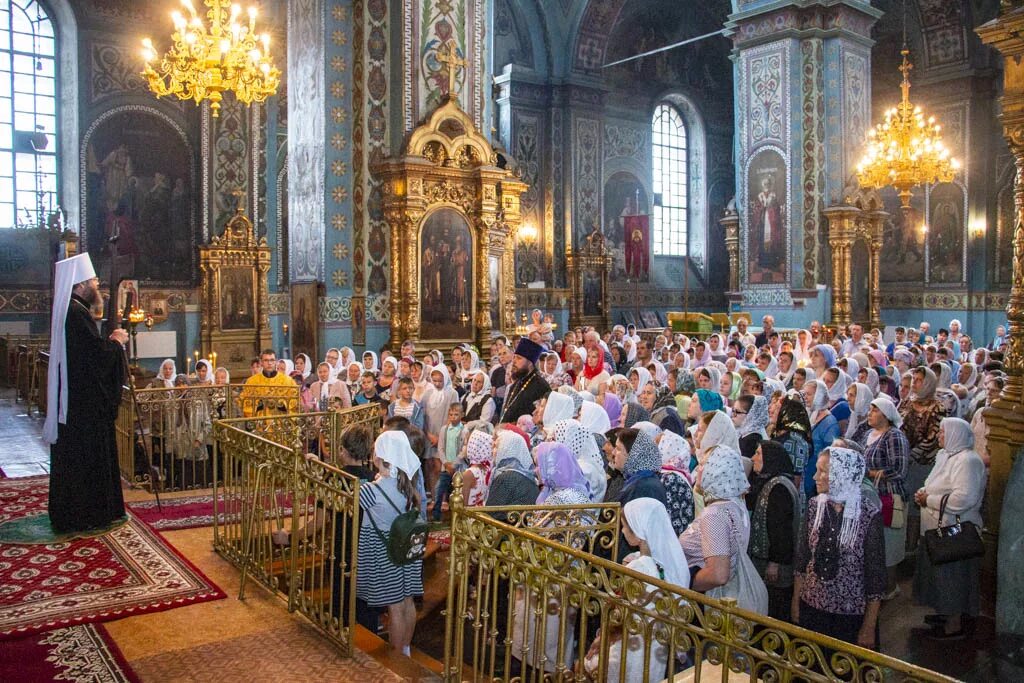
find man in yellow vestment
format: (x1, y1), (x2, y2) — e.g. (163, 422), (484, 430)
(240, 349), (299, 416)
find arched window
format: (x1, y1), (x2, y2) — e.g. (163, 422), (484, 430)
(651, 103), (687, 256)
(0, 1), (56, 229)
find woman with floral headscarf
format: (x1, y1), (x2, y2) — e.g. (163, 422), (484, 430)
(657, 430), (695, 534)
(747, 439), (800, 621)
(899, 366), (948, 550)
(609, 429), (668, 558)
(912, 418), (986, 640)
(553, 418), (606, 501)
(680, 447), (768, 614)
(620, 401), (651, 429)
(644, 383), (686, 436)
(793, 447), (885, 648)
(461, 429), (494, 507)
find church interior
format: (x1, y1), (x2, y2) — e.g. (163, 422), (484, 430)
(1, 0), (1024, 680)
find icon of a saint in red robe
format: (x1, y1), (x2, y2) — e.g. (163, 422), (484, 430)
(753, 173), (784, 270)
(624, 214), (649, 279)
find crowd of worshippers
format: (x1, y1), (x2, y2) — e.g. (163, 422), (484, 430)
(149, 312), (997, 662)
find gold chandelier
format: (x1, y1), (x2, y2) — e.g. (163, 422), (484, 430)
(855, 46), (959, 208)
(140, 0), (280, 117)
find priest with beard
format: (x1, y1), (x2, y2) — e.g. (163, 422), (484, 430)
(497, 338), (550, 424)
(44, 253), (130, 533)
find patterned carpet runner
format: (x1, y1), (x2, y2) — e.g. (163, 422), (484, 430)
(0, 476), (225, 640)
(127, 491), (306, 531)
(0, 623), (139, 682)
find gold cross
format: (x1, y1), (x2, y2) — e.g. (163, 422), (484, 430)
(436, 42), (466, 100)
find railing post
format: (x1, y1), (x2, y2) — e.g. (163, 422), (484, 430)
(443, 471), (466, 682)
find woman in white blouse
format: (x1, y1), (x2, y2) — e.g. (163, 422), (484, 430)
(912, 417), (986, 640)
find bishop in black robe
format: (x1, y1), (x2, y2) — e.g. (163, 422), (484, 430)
(48, 293), (126, 532)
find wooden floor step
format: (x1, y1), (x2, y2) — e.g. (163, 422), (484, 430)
(267, 549), (327, 577)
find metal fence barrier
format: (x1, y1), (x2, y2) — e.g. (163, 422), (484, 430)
(115, 383), (302, 491)
(211, 404), (382, 656)
(443, 472), (954, 683)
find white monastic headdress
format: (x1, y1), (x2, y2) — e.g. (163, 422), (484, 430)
(43, 253), (97, 444)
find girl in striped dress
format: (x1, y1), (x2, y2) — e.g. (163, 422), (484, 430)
(356, 430), (424, 656)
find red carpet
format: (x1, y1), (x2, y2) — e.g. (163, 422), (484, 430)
(0, 623), (139, 682)
(128, 491), (309, 531)
(0, 476), (226, 640)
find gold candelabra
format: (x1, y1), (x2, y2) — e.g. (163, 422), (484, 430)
(855, 46), (959, 208)
(140, 0), (280, 118)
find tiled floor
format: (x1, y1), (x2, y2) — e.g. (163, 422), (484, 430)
(0, 388), (50, 477)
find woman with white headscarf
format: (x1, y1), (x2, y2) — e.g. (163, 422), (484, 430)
(460, 369), (494, 423)
(151, 358), (177, 389)
(930, 362), (961, 418)
(579, 400), (611, 436)
(357, 430), (424, 657)
(862, 396), (910, 596)
(583, 499), (687, 683)
(485, 428), (539, 514)
(539, 351), (572, 389)
(295, 353), (314, 388)
(344, 361), (363, 397)
(801, 379), (840, 501)
(308, 361), (352, 411)
(679, 447), (768, 614)
(821, 367), (851, 433)
(628, 366), (651, 396)
(422, 364), (459, 495)
(693, 410), (741, 466)
(541, 391), (574, 434)
(553, 419), (607, 502)
(793, 329), (812, 365)
(362, 351), (379, 374)
(844, 382), (874, 442)
(912, 418), (986, 639)
(793, 446), (885, 648)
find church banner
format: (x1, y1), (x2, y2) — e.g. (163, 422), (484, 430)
(623, 214), (649, 280)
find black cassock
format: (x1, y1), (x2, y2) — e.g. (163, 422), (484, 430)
(497, 369), (550, 425)
(48, 294), (126, 532)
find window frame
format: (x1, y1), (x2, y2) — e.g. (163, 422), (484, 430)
(0, 0), (59, 230)
(651, 101), (689, 257)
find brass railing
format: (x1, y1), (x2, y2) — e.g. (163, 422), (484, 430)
(115, 383), (302, 490)
(211, 404), (382, 656)
(444, 473), (953, 683)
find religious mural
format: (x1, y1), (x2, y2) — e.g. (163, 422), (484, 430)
(880, 188), (925, 283)
(420, 208), (473, 339)
(603, 171), (649, 282)
(746, 149), (786, 285)
(927, 182), (965, 284)
(84, 110), (194, 284)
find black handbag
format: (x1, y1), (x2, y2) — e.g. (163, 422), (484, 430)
(923, 493), (984, 566)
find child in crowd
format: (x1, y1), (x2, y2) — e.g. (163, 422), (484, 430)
(354, 370), (388, 408)
(387, 376), (425, 429)
(433, 403), (466, 521)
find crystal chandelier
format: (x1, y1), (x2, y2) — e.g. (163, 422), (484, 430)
(855, 46), (959, 208)
(140, 0), (280, 117)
